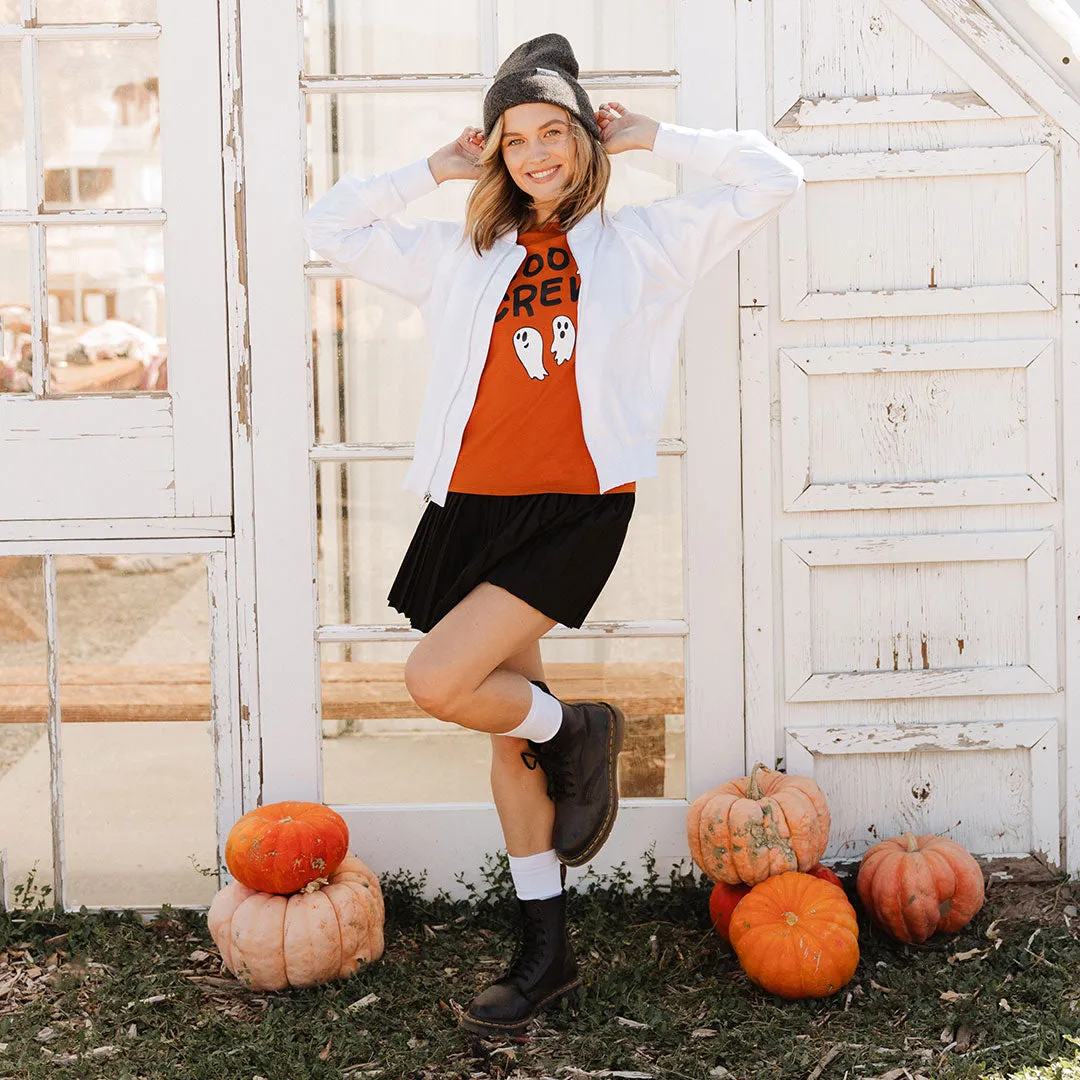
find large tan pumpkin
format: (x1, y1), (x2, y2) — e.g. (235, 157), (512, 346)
(207, 854), (384, 990)
(687, 763), (830, 885)
(857, 831), (985, 944)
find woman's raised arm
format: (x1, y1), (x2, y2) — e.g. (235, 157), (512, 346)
(600, 103), (804, 287)
(302, 127), (485, 307)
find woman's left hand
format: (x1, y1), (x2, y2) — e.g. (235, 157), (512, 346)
(595, 102), (659, 154)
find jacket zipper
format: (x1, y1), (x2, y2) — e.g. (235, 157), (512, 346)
(423, 243), (524, 502)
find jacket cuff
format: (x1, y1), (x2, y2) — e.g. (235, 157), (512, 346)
(393, 156), (440, 204)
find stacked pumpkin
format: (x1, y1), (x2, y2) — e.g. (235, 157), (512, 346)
(207, 801), (385, 990)
(688, 765), (987, 999)
(688, 763), (858, 999)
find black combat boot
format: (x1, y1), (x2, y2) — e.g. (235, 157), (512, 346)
(460, 890), (582, 1036)
(520, 680), (625, 866)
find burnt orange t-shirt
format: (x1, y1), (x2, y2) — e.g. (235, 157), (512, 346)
(448, 219), (635, 496)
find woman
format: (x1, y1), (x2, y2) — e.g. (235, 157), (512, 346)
(303, 32), (804, 1036)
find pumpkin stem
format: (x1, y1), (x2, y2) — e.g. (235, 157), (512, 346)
(902, 832), (920, 853)
(747, 762), (767, 800)
(784, 911), (799, 926)
(299, 876), (329, 894)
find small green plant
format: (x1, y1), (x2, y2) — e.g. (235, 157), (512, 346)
(186, 852), (218, 878)
(11, 861), (54, 913)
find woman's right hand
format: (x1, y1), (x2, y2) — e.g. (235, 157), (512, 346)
(427, 127), (485, 184)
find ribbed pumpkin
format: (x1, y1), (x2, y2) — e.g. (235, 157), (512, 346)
(729, 871), (859, 999)
(857, 832), (985, 944)
(225, 800), (349, 894)
(207, 854), (384, 990)
(708, 881), (751, 942)
(687, 763), (830, 885)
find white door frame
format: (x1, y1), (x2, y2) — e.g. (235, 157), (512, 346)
(0, 0), (232, 529)
(237, 0), (747, 895)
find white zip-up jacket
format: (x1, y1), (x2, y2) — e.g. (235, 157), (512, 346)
(302, 122), (804, 506)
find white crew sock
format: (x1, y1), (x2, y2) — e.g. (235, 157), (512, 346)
(501, 682), (564, 742)
(508, 848), (563, 900)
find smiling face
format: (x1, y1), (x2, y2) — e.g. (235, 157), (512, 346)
(499, 102), (577, 218)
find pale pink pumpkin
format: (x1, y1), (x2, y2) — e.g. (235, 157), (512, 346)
(857, 832), (985, 944)
(207, 854), (385, 990)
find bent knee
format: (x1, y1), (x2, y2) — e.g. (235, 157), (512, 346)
(403, 650), (467, 718)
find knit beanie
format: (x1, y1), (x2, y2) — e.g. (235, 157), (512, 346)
(483, 33), (600, 140)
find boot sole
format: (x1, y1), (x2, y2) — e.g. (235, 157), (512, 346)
(459, 978), (584, 1036)
(558, 702), (626, 867)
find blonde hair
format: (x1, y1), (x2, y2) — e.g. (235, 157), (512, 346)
(464, 108), (610, 255)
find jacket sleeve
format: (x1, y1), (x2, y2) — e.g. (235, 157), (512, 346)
(629, 122), (804, 286)
(301, 157), (459, 307)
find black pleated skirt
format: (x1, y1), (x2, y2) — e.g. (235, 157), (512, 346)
(387, 490), (636, 633)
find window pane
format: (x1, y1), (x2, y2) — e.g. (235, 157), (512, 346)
(589, 455), (683, 621)
(303, 0), (482, 75)
(55, 552), (215, 908)
(39, 39), (160, 210)
(306, 91), (480, 226)
(321, 636), (685, 804)
(316, 459), (416, 628)
(498, 0), (676, 71)
(317, 456), (684, 627)
(0, 0), (18, 21)
(45, 224), (167, 394)
(0, 557), (54, 907)
(37, 0), (157, 20)
(0, 43), (25, 209)
(312, 276), (430, 445)
(0, 227), (32, 394)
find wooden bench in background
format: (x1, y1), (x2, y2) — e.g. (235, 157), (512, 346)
(0, 661), (685, 797)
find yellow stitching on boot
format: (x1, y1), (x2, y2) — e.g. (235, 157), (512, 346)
(461, 977), (584, 1031)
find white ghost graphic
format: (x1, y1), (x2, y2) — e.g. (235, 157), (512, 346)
(550, 315), (576, 364)
(513, 326), (547, 379)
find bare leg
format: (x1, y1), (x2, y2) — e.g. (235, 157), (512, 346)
(490, 639), (555, 858)
(403, 582), (557, 735)
(402, 582), (558, 857)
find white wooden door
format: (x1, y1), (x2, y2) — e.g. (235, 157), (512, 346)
(0, 0), (230, 529)
(241, 0), (747, 895)
(738, 0), (1069, 870)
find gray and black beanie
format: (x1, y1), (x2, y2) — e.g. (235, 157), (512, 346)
(482, 33), (601, 140)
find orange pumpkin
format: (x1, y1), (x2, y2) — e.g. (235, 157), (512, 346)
(207, 853), (384, 990)
(729, 871), (859, 999)
(708, 881), (751, 942)
(687, 763), (830, 885)
(857, 832), (985, 944)
(225, 800), (349, 895)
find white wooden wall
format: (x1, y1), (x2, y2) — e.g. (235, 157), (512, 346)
(737, 0), (1079, 872)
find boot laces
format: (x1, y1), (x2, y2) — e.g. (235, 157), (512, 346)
(505, 914), (551, 985)
(520, 748), (578, 801)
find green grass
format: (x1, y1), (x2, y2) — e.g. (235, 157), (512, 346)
(1, 853), (1078, 1080)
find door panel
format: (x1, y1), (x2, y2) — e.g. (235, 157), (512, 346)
(0, 0), (231, 524)
(737, 0), (1064, 868)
